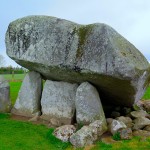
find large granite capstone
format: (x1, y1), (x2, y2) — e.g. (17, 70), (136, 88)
(5, 16), (150, 106)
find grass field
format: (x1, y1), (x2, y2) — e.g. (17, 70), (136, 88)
(1, 113), (150, 150)
(0, 74), (150, 149)
(2, 74), (25, 81)
(0, 113), (71, 150)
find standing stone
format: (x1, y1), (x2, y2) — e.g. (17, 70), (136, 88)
(41, 80), (78, 125)
(6, 16), (150, 107)
(0, 76), (11, 112)
(11, 71), (42, 117)
(75, 82), (106, 125)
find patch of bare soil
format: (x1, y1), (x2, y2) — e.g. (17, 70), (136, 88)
(11, 114), (50, 127)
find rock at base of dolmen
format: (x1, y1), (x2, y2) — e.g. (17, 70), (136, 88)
(75, 82), (106, 125)
(0, 76), (11, 112)
(41, 80), (78, 125)
(11, 71), (42, 117)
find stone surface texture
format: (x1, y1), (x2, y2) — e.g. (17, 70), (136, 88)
(130, 110), (148, 118)
(133, 117), (150, 130)
(116, 116), (133, 128)
(133, 130), (150, 137)
(75, 82), (106, 125)
(143, 100), (150, 112)
(70, 126), (96, 147)
(89, 120), (108, 138)
(110, 120), (127, 135)
(6, 16), (150, 106)
(41, 80), (78, 125)
(118, 128), (132, 140)
(53, 125), (76, 142)
(12, 71), (42, 117)
(0, 76), (11, 112)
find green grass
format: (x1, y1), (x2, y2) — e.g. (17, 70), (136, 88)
(0, 113), (71, 150)
(143, 86), (150, 100)
(2, 74), (25, 81)
(0, 74), (150, 150)
(92, 137), (150, 150)
(10, 82), (22, 105)
(1, 113), (150, 150)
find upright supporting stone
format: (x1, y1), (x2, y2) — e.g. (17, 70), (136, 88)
(0, 76), (11, 112)
(41, 80), (78, 125)
(12, 71), (42, 117)
(75, 82), (106, 125)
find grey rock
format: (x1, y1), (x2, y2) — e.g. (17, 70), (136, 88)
(75, 82), (106, 125)
(6, 16), (150, 106)
(133, 130), (150, 137)
(143, 125), (150, 132)
(142, 100), (150, 113)
(0, 76), (11, 112)
(53, 125), (76, 142)
(118, 128), (132, 140)
(11, 71), (42, 117)
(130, 110), (148, 118)
(41, 80), (78, 125)
(89, 120), (108, 138)
(70, 126), (96, 147)
(110, 120), (127, 135)
(116, 116), (133, 128)
(133, 117), (150, 130)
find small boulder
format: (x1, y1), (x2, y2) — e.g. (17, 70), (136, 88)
(133, 117), (150, 130)
(110, 120), (127, 135)
(118, 128), (132, 140)
(70, 126), (96, 147)
(143, 100), (150, 113)
(130, 110), (148, 118)
(143, 125), (150, 132)
(116, 116), (133, 128)
(0, 76), (11, 112)
(89, 120), (108, 138)
(53, 125), (76, 142)
(133, 130), (150, 137)
(12, 71), (42, 117)
(75, 82), (106, 125)
(41, 80), (78, 125)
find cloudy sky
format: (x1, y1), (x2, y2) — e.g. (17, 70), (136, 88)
(0, 0), (150, 66)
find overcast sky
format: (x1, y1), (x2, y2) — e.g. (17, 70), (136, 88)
(0, 0), (150, 67)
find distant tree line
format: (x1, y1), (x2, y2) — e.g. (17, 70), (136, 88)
(0, 66), (27, 74)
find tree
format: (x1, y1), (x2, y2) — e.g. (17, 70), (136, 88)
(0, 55), (5, 67)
